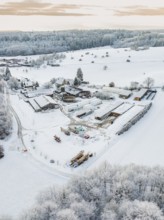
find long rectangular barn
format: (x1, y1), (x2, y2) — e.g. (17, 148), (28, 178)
(95, 101), (123, 120)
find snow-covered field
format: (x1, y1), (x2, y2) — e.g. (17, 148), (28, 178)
(1, 46), (164, 217)
(0, 118), (68, 218)
(10, 47), (164, 87)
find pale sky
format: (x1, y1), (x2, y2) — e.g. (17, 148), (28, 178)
(0, 0), (164, 31)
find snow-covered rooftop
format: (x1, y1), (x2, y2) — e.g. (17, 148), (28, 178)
(103, 87), (132, 97)
(112, 103), (133, 115)
(95, 101), (123, 118)
(134, 89), (148, 99)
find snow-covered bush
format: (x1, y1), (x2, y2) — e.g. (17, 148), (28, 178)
(7, 77), (20, 90)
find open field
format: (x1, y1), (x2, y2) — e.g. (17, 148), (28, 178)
(8, 46), (164, 87)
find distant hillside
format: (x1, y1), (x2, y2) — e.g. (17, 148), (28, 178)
(0, 30), (164, 56)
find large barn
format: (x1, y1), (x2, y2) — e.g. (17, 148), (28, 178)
(103, 87), (132, 99)
(95, 101), (123, 120)
(28, 95), (59, 112)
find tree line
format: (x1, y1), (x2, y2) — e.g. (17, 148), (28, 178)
(0, 30), (164, 56)
(2, 163), (164, 220)
(0, 79), (12, 139)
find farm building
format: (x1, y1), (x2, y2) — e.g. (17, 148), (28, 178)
(56, 78), (66, 87)
(134, 89), (148, 101)
(65, 85), (82, 96)
(22, 88), (54, 98)
(21, 78), (38, 90)
(95, 101), (123, 120)
(89, 98), (102, 106)
(28, 99), (41, 112)
(76, 108), (93, 118)
(103, 87), (132, 99)
(109, 105), (145, 135)
(64, 86), (91, 98)
(110, 103), (133, 117)
(28, 95), (59, 112)
(65, 98), (100, 112)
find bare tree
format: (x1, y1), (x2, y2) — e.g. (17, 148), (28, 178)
(143, 77), (154, 89)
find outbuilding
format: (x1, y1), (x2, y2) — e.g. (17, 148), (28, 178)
(134, 89), (148, 101)
(28, 95), (59, 112)
(103, 87), (132, 99)
(95, 101), (123, 120)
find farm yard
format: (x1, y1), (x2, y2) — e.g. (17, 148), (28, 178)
(2, 46), (164, 171)
(9, 83), (154, 173)
(1, 45), (164, 217)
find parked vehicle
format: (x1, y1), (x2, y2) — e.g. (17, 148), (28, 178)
(54, 135), (61, 143)
(84, 134), (90, 139)
(61, 127), (70, 136)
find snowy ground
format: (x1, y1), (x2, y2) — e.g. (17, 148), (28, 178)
(9, 46), (164, 87)
(1, 46), (164, 217)
(0, 118), (68, 218)
(91, 90), (164, 169)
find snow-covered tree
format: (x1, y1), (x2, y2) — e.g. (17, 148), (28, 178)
(0, 80), (12, 139)
(118, 200), (164, 220)
(76, 68), (83, 82)
(74, 77), (80, 86)
(7, 77), (20, 90)
(109, 82), (115, 87)
(19, 163), (164, 220)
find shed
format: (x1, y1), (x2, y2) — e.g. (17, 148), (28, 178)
(76, 108), (93, 118)
(134, 89), (148, 101)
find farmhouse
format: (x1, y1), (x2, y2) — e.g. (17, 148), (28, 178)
(134, 89), (148, 101)
(65, 86), (91, 98)
(28, 95), (59, 112)
(65, 85), (82, 96)
(95, 101), (123, 120)
(21, 78), (38, 90)
(103, 87), (132, 99)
